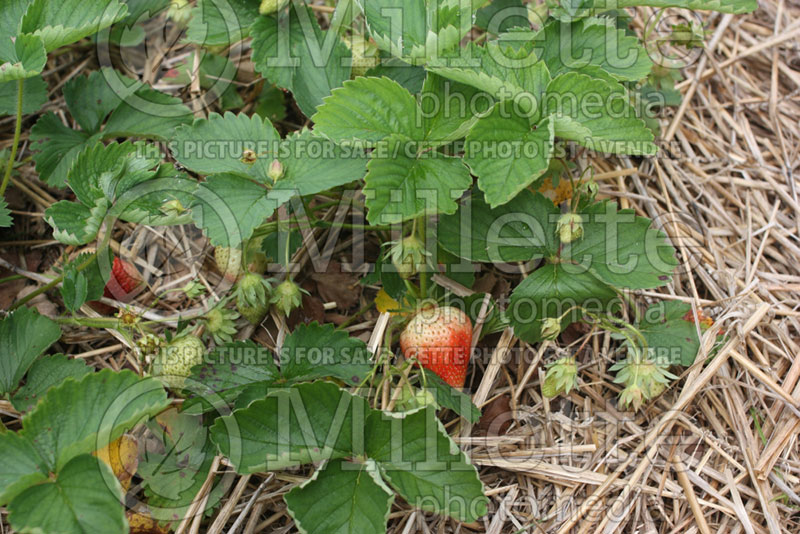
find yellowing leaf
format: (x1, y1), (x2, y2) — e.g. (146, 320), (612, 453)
(93, 434), (138, 491)
(375, 289), (401, 314)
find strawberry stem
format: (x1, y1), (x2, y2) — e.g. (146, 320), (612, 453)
(0, 79), (24, 197)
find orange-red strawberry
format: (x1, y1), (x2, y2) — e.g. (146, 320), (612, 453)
(103, 257), (143, 302)
(399, 306), (473, 388)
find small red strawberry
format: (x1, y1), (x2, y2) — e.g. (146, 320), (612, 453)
(399, 306), (473, 389)
(103, 257), (143, 302)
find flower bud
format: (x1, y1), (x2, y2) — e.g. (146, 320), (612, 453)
(259, 0), (291, 15)
(271, 279), (304, 316)
(160, 199), (186, 217)
(267, 159), (285, 182)
(540, 317), (562, 340)
(542, 356), (578, 398)
(557, 213), (584, 244)
(388, 234), (429, 279)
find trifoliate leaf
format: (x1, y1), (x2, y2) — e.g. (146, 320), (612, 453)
(191, 172), (278, 247)
(520, 17), (652, 81)
(20, 0), (128, 52)
(509, 263), (620, 342)
(0, 75), (47, 116)
(8, 454), (126, 534)
(562, 200), (678, 289)
(0, 306), (61, 395)
(426, 42), (550, 108)
(313, 76), (424, 145)
(20, 369), (169, 471)
(543, 72), (657, 155)
(171, 112), (280, 180)
(365, 407), (488, 522)
(365, 137), (471, 224)
(421, 72), (493, 145)
(285, 459), (394, 534)
(280, 322), (372, 385)
(250, 4), (351, 117)
(439, 189), (559, 263)
(210, 381), (373, 472)
(267, 128), (368, 205)
(11, 354), (90, 412)
(0, 33), (46, 82)
(465, 103), (554, 207)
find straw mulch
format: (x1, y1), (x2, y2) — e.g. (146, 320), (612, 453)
(1, 1), (799, 533)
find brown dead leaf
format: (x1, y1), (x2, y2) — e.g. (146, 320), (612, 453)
(310, 260), (361, 309)
(93, 434), (138, 491)
(476, 395), (512, 437)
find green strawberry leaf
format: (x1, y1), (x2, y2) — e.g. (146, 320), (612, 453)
(509, 263), (620, 342)
(20, 369), (169, 471)
(543, 72), (657, 155)
(31, 113), (97, 187)
(421, 369), (482, 423)
(0, 74), (47, 115)
(0, 33), (46, 82)
(517, 17), (652, 81)
(365, 407), (488, 522)
(210, 381), (372, 473)
(171, 112), (280, 180)
(562, 200), (678, 289)
(364, 137), (472, 224)
(8, 454), (126, 534)
(0, 306), (61, 395)
(426, 42), (551, 108)
(250, 3), (351, 118)
(0, 431), (49, 506)
(31, 69), (191, 187)
(616, 0), (756, 14)
(421, 72), (493, 145)
(20, 0), (128, 52)
(438, 189), (559, 263)
(465, 104), (555, 207)
(280, 322), (372, 385)
(312, 76), (424, 145)
(0, 197), (11, 228)
(60, 265), (89, 312)
(44, 199), (107, 245)
(10, 354), (91, 413)
(285, 459), (394, 534)
(0, 0), (31, 39)
(636, 301), (702, 366)
(475, 0), (528, 33)
(267, 128), (368, 204)
(138, 408), (231, 526)
(184, 0), (258, 47)
(191, 172), (278, 247)
(184, 340), (280, 411)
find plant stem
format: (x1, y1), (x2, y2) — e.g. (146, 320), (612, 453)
(0, 79), (24, 197)
(417, 215), (429, 299)
(10, 253), (97, 311)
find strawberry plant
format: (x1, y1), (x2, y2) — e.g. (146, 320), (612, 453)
(0, 0), (758, 532)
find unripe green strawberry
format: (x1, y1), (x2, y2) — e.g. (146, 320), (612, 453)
(259, 0), (290, 15)
(557, 213), (584, 244)
(542, 356), (578, 398)
(400, 306), (473, 388)
(611, 351), (676, 410)
(388, 235), (429, 279)
(236, 297), (268, 325)
(205, 307), (239, 344)
(234, 272), (273, 324)
(151, 335), (205, 389)
(344, 34), (379, 77)
(214, 246), (242, 283)
(540, 317), (562, 340)
(270, 278), (305, 316)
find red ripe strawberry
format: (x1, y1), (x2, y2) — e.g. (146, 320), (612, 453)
(399, 306), (473, 388)
(103, 257), (143, 302)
